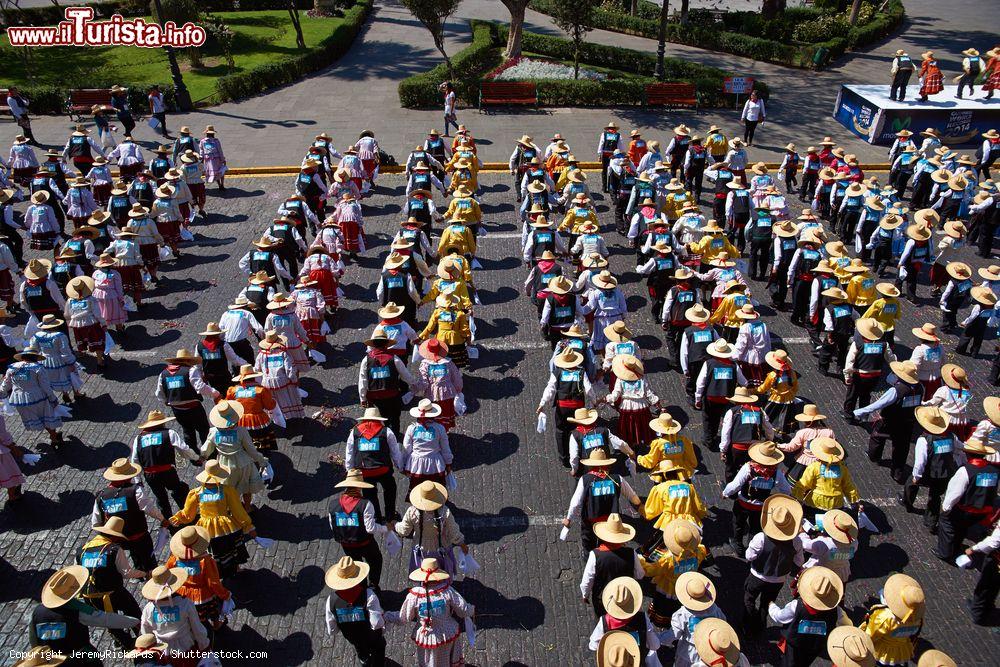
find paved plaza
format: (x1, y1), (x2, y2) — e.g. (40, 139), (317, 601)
(0, 171), (997, 665)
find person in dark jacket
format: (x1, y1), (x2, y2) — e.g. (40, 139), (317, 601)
(579, 514), (643, 617)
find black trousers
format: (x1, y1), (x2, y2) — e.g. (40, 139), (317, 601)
(749, 239), (770, 280)
(702, 400), (728, 449)
(555, 405), (577, 467)
(783, 641), (826, 667)
(342, 539), (384, 589)
(784, 171), (797, 194)
(818, 333), (850, 374)
(344, 629), (387, 666)
(900, 262), (920, 299)
(744, 120), (760, 145)
(799, 172), (818, 201)
(990, 352), (1000, 385)
(98, 587), (143, 649)
(360, 470), (399, 522)
(144, 468), (190, 516)
(580, 519), (599, 555)
(936, 509), (988, 561)
(666, 324), (685, 371)
(903, 476), (948, 529)
(743, 574), (782, 632)
(685, 360), (705, 402)
(171, 404), (210, 453)
(116, 110), (136, 135)
(686, 167), (705, 200)
(844, 374), (880, 415)
(731, 502), (761, 547)
(867, 417), (914, 483)
(871, 244), (893, 276)
(230, 338), (255, 366)
(971, 556), (1000, 624)
(724, 446), (750, 483)
(601, 154), (611, 190)
(976, 223), (997, 258)
(122, 531), (157, 572)
(956, 73), (978, 97)
(890, 70), (912, 100)
(369, 394), (403, 436)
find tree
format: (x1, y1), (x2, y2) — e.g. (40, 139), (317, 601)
(761, 0), (786, 20)
(549, 0), (594, 80)
(847, 0), (863, 25)
(680, 0), (690, 24)
(654, 0), (669, 80)
(400, 0), (462, 78)
(288, 0), (306, 50)
(500, 0), (530, 59)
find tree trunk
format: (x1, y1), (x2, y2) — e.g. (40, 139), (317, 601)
(573, 39), (580, 79)
(502, 0), (527, 59)
(848, 0), (862, 25)
(288, 2), (306, 49)
(630, 0), (638, 15)
(761, 0), (785, 20)
(680, 0), (689, 24)
(433, 32), (453, 78)
(655, 0), (669, 80)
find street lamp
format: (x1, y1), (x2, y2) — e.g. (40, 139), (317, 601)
(151, 0), (193, 111)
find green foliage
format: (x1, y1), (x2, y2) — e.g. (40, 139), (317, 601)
(206, 16), (237, 72)
(546, 0), (595, 78)
(149, 0), (202, 25)
(214, 0), (371, 101)
(397, 22), (504, 108)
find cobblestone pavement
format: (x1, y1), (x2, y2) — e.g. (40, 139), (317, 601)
(0, 171), (997, 666)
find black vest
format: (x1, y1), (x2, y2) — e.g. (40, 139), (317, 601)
(329, 590), (374, 642)
(581, 471), (621, 523)
(714, 171), (735, 194)
(296, 173), (320, 197)
(729, 405), (765, 445)
(795, 248), (821, 280)
(751, 535), (797, 578)
(380, 271), (411, 306)
(667, 286), (696, 324)
(782, 601), (839, 653)
(944, 279), (973, 312)
(529, 229), (556, 258)
(23, 280), (57, 315)
(591, 547), (635, 608)
(352, 423), (391, 470)
(924, 433), (958, 480)
(826, 303), (855, 336)
(131, 180), (153, 207)
(738, 469), (777, 506)
(30, 175), (55, 198)
(329, 492), (372, 544)
(731, 191), (751, 216)
(79, 541), (125, 593)
(546, 294), (577, 329)
(554, 367), (585, 403)
(960, 461), (999, 509)
(704, 359), (737, 400)
(854, 340), (887, 373)
(530, 263), (563, 299)
(136, 428), (175, 469)
(366, 354), (399, 394)
(109, 194), (132, 222)
(197, 341), (229, 379)
(407, 196), (432, 225)
(268, 222), (294, 256)
(159, 366), (198, 405)
(150, 157), (171, 179)
(67, 135), (92, 159)
(245, 284), (269, 313)
(750, 212), (773, 242)
(96, 484), (146, 537)
(176, 136), (196, 155)
(683, 325), (717, 364)
(645, 254), (675, 292)
(601, 132), (621, 154)
(880, 379), (921, 423)
(30, 604), (92, 655)
(249, 249), (277, 277)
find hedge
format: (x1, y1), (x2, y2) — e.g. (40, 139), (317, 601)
(213, 0), (372, 102)
(529, 0), (905, 69)
(6, 82), (177, 115)
(0, 0), (313, 28)
(398, 20), (766, 110)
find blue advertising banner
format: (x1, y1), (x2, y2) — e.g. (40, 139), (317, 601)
(833, 86), (879, 142)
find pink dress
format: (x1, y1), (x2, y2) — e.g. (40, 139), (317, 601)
(92, 268), (128, 326)
(198, 137), (225, 183)
(291, 287), (326, 344)
(264, 307), (310, 372)
(0, 415), (24, 489)
(253, 348), (304, 420)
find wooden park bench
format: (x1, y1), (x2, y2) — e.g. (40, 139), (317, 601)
(0, 90), (10, 118)
(479, 81), (538, 111)
(644, 83), (698, 109)
(65, 88), (114, 121)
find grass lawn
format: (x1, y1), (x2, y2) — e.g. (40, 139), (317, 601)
(0, 10), (349, 103)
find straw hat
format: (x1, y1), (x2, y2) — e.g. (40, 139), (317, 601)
(749, 441), (784, 466)
(409, 398), (442, 419)
(14, 344), (44, 362)
(195, 460), (230, 484)
(728, 138), (745, 149)
(664, 518), (702, 556)
(138, 409), (175, 430)
(798, 566), (844, 611)
(764, 350), (792, 373)
(602, 577), (644, 620)
(580, 448), (616, 467)
(567, 407), (599, 426)
(693, 618), (742, 667)
(64, 275), (95, 300)
(915, 406), (950, 435)
(103, 457), (141, 482)
(592, 270), (618, 289)
(553, 348), (584, 369)
(593, 513), (636, 545)
(944, 261), (972, 281)
(649, 412), (682, 435)
(795, 404), (827, 423)
(258, 330), (287, 351)
(229, 362), (262, 383)
(335, 469), (374, 490)
(611, 354), (644, 381)
(14, 646), (68, 666)
(941, 363), (967, 390)
(41, 566), (89, 609)
(141, 566), (188, 601)
(820, 509), (858, 544)
(810, 436), (846, 464)
(675, 571), (716, 612)
(827, 626), (876, 667)
(155, 184), (175, 199)
(728, 386), (758, 404)
(962, 437), (997, 457)
(674, 266), (694, 281)
(169, 525), (210, 560)
(547, 275), (572, 295)
(30, 191), (50, 205)
(325, 555), (370, 591)
(875, 282), (900, 298)
(597, 631), (641, 667)
(986, 396), (1000, 425)
(93, 516), (128, 540)
(24, 258), (52, 281)
(685, 304), (711, 323)
(209, 400), (244, 429)
(562, 323), (588, 339)
(971, 285), (997, 306)
(761, 494), (802, 541)
(774, 221), (798, 238)
(855, 318), (884, 341)
(706, 339), (734, 359)
(930, 168), (952, 185)
(702, 219), (725, 233)
(735, 303), (758, 320)
(751, 162), (768, 175)
(434, 293), (460, 310)
(889, 360), (919, 384)
(883, 573), (925, 622)
(409, 559), (454, 585)
(917, 650), (956, 667)
(37, 314), (64, 331)
(127, 203), (149, 219)
(978, 264), (1000, 282)
(376, 301), (405, 320)
(410, 480), (448, 511)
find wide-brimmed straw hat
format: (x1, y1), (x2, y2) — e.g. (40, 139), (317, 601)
(985, 396), (1000, 425)
(675, 571), (716, 612)
(592, 270), (618, 289)
(693, 618), (742, 667)
(209, 400), (244, 429)
(911, 322), (939, 342)
(554, 348), (584, 369)
(419, 338), (449, 362)
(139, 409), (175, 429)
(875, 282), (900, 298)
(963, 437), (997, 457)
(593, 513), (636, 545)
(232, 364), (262, 383)
(325, 555), (370, 590)
(93, 516), (128, 540)
(978, 264), (1000, 282)
(915, 406), (950, 435)
(567, 407), (599, 426)
(41, 566), (89, 609)
(916, 650), (956, 667)
(765, 349), (792, 372)
(706, 339), (734, 359)
(795, 404), (827, 422)
(749, 441), (784, 466)
(889, 360), (919, 384)
(37, 314), (64, 331)
(798, 565), (844, 611)
(971, 285), (997, 306)
(649, 412), (682, 435)
(664, 518), (702, 556)
(580, 448), (616, 467)
(141, 566), (188, 601)
(761, 493), (803, 541)
(103, 457), (141, 482)
(855, 318), (884, 341)
(547, 275), (572, 295)
(810, 436), (846, 464)
(165, 348), (200, 365)
(685, 304), (711, 323)
(945, 261), (972, 281)
(941, 363), (968, 390)
(597, 631), (640, 667)
(409, 398), (442, 419)
(335, 468), (374, 490)
(15, 645), (69, 666)
(562, 323), (588, 339)
(602, 576), (644, 621)
(728, 386), (758, 404)
(24, 258), (52, 281)
(169, 525), (210, 560)
(883, 573), (925, 623)
(409, 479), (448, 511)
(612, 354), (644, 381)
(604, 321), (633, 343)
(196, 460), (230, 484)
(259, 330), (287, 351)
(820, 509), (858, 544)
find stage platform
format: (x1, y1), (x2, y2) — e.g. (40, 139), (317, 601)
(833, 84), (999, 146)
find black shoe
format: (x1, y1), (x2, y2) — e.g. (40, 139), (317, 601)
(898, 494), (916, 512)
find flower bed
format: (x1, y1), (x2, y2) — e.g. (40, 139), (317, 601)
(487, 56), (607, 81)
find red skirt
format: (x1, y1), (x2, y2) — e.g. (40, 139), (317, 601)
(309, 268), (338, 305)
(118, 264), (143, 298)
(119, 162), (144, 179)
(617, 407), (654, 452)
(72, 323), (105, 352)
(139, 243), (160, 269)
(30, 232), (57, 250)
(351, 177), (363, 193)
(739, 361), (768, 387)
(301, 317), (324, 344)
(920, 377), (942, 400)
(0, 270), (13, 303)
(361, 158), (377, 178)
(983, 70), (1000, 91)
(188, 182), (206, 204)
(929, 263), (948, 287)
(920, 72), (944, 95)
(12, 166), (34, 185)
(179, 202), (191, 223)
(435, 397), (457, 431)
(156, 219), (181, 246)
(340, 220), (362, 252)
(93, 183), (112, 204)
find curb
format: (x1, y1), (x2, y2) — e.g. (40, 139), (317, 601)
(214, 162), (895, 177)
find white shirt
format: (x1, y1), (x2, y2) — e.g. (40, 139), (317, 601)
(565, 474), (639, 521)
(745, 532), (804, 583)
(942, 465), (999, 512)
(218, 308), (263, 343)
(694, 363), (748, 403)
(129, 428), (199, 467)
(325, 588), (385, 644)
(970, 521), (1000, 554)
(911, 433), (965, 481)
(741, 99), (766, 122)
(91, 483), (164, 527)
(722, 462), (790, 498)
(579, 548), (645, 599)
(149, 93), (166, 114)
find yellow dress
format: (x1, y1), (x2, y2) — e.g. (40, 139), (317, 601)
(755, 369), (799, 403)
(642, 480), (707, 529)
(792, 461), (860, 510)
(558, 206), (599, 234)
(706, 133), (728, 160)
(421, 277), (473, 310)
(862, 297), (902, 333)
(846, 273), (877, 308)
(443, 197), (482, 225)
(171, 483), (253, 539)
(420, 307), (471, 346)
(860, 605), (921, 665)
(640, 544), (708, 597)
(709, 294), (747, 328)
(662, 192), (693, 221)
(439, 254), (474, 285)
(555, 166), (581, 192)
(637, 435), (697, 478)
(448, 168), (478, 194)
(689, 234), (740, 262)
(437, 222), (477, 256)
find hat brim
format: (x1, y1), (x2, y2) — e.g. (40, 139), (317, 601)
(169, 526), (211, 560)
(103, 462), (142, 481)
(325, 560), (371, 590)
(593, 522), (636, 545)
(140, 568), (189, 601)
(409, 481), (448, 511)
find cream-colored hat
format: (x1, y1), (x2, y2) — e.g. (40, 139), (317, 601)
(409, 480), (448, 511)
(325, 555), (370, 591)
(601, 576), (644, 620)
(761, 493), (803, 541)
(827, 626), (875, 667)
(675, 571), (716, 612)
(593, 513), (637, 545)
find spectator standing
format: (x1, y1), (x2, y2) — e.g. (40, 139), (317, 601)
(740, 90), (766, 147)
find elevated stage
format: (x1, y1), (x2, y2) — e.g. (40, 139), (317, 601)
(833, 84), (999, 146)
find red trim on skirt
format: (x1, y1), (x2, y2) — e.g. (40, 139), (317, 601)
(118, 264), (143, 299)
(72, 322), (105, 352)
(435, 397), (456, 431)
(309, 268), (338, 304)
(301, 317), (324, 344)
(139, 243), (160, 268)
(156, 219), (181, 245)
(929, 263), (948, 287)
(361, 158), (377, 178)
(947, 421), (974, 441)
(30, 232), (57, 250)
(617, 407), (654, 449)
(739, 361), (768, 387)
(920, 377), (942, 400)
